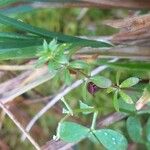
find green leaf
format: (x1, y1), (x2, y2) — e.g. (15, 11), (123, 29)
(116, 71), (121, 86)
(69, 60), (88, 69)
(89, 129), (127, 150)
(79, 101), (93, 115)
(146, 143), (150, 150)
(119, 90), (133, 104)
(48, 38), (58, 53)
(90, 76), (112, 88)
(0, 46), (40, 60)
(43, 40), (48, 51)
(107, 87), (116, 94)
(146, 117), (150, 142)
(82, 81), (87, 100)
(0, 40), (42, 49)
(113, 91), (119, 112)
(55, 54), (68, 64)
(120, 77), (139, 88)
(0, 32), (40, 41)
(0, 0), (19, 7)
(0, 13), (113, 48)
(48, 60), (60, 72)
(118, 98), (136, 113)
(105, 61), (150, 71)
(64, 69), (72, 85)
(57, 121), (89, 142)
(126, 116), (143, 143)
(35, 56), (48, 68)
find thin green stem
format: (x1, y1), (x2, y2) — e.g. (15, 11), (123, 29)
(61, 97), (73, 116)
(91, 111), (98, 130)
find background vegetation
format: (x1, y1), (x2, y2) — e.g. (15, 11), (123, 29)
(0, 1), (149, 150)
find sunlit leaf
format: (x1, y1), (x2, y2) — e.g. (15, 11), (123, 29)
(69, 60), (88, 69)
(90, 76), (112, 88)
(89, 129), (127, 150)
(82, 81), (87, 100)
(64, 69), (72, 85)
(113, 91), (119, 112)
(120, 77), (139, 88)
(119, 90), (133, 104)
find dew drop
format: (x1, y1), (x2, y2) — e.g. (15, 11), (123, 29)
(112, 137), (115, 141)
(104, 132), (108, 136)
(17, 19), (23, 22)
(113, 141), (116, 145)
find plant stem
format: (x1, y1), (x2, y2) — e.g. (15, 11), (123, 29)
(61, 97), (73, 116)
(91, 111), (98, 130)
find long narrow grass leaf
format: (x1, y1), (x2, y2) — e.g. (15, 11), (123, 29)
(0, 13), (112, 48)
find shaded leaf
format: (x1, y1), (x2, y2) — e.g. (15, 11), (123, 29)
(118, 98), (136, 113)
(105, 61), (150, 71)
(79, 101), (93, 115)
(126, 116), (143, 143)
(146, 117), (150, 142)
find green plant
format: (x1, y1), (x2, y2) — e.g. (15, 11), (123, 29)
(0, 2), (150, 150)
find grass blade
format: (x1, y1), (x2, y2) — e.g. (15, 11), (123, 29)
(0, 13), (113, 48)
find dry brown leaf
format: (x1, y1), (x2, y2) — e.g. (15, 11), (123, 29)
(104, 14), (150, 45)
